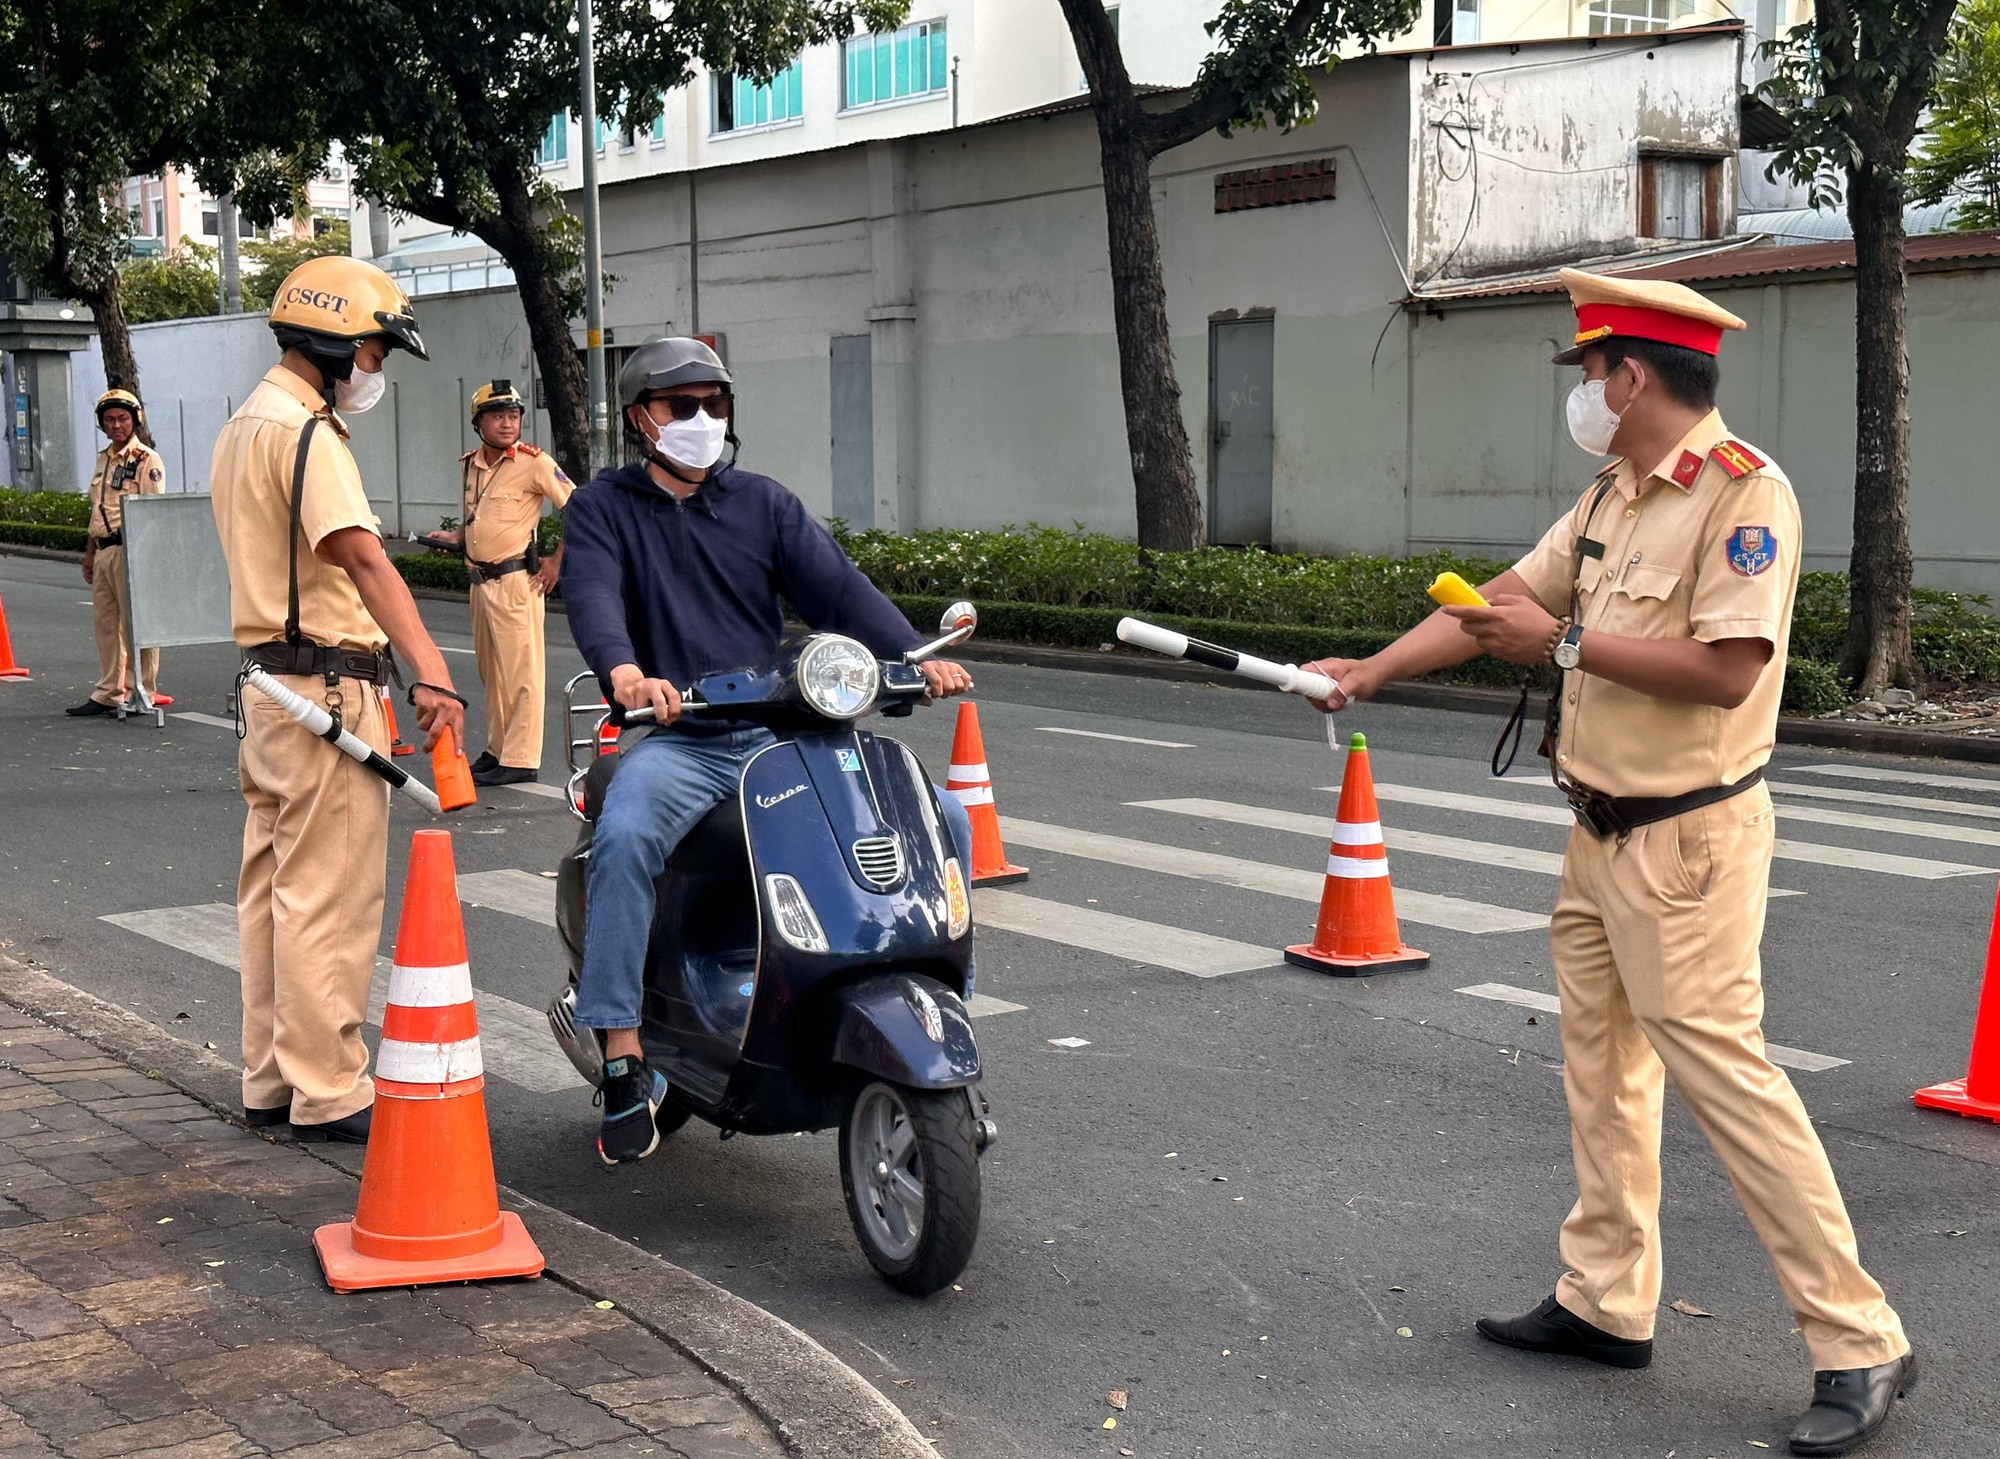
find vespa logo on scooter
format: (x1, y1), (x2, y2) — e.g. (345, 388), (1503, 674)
(756, 782), (811, 810)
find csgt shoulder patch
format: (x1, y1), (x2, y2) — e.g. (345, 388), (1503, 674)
(1710, 440), (1766, 478)
(1727, 525), (1777, 577)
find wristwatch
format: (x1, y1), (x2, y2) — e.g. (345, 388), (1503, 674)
(1552, 622), (1585, 671)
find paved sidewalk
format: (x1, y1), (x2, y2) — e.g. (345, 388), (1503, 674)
(0, 1003), (781, 1459)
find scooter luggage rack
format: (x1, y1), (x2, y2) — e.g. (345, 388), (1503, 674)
(561, 671), (614, 822)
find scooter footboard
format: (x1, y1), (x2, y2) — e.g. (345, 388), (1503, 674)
(831, 973), (980, 1090)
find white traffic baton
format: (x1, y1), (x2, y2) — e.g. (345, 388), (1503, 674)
(242, 667), (444, 814)
(1115, 617), (1342, 702)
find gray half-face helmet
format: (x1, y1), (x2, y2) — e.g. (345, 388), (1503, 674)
(617, 336), (732, 410)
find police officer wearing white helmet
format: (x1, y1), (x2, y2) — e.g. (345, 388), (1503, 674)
(560, 337), (978, 1164)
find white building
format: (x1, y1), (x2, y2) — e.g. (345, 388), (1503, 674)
(124, 159), (354, 258)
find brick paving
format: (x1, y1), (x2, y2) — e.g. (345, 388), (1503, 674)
(0, 1006), (783, 1459)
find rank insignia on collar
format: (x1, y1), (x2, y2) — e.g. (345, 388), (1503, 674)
(1727, 525), (1776, 576)
(1671, 450), (1704, 488)
(1710, 440), (1765, 478)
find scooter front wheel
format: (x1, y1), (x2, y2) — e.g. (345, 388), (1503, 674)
(840, 1081), (981, 1297)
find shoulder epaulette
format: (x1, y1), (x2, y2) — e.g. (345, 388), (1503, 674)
(516, 442), (543, 457)
(1709, 439), (1766, 479)
(459, 448), (477, 463)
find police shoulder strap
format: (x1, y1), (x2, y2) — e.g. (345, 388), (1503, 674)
(285, 416), (321, 648)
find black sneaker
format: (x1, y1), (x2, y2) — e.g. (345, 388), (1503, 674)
(65, 699), (115, 717)
(472, 764), (539, 786)
(596, 1057), (669, 1166)
(243, 1104), (290, 1129)
(469, 751), (500, 774)
(293, 1107), (372, 1144)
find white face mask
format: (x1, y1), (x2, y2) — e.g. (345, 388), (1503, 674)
(1565, 376), (1623, 457)
(650, 410), (728, 471)
(335, 364), (386, 415)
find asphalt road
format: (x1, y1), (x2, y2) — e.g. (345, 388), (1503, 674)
(3, 550), (1997, 1459)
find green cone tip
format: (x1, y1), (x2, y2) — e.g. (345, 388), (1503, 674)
(1351, 732), (1367, 751)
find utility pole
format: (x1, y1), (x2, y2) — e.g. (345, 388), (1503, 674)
(576, 0), (610, 473)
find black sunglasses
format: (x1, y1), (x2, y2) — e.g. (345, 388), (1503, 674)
(645, 391), (732, 421)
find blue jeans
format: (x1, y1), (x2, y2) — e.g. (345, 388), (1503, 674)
(577, 728), (977, 1029)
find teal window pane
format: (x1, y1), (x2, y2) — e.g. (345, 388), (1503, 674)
(895, 32), (911, 96)
(930, 29), (947, 91)
(787, 62), (803, 118)
(875, 35), (891, 98)
(652, 109), (666, 141)
(849, 44), (869, 105)
(753, 79), (769, 126)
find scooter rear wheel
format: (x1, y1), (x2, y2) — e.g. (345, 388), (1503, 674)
(840, 1081), (981, 1297)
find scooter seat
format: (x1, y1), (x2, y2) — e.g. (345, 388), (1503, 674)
(578, 753), (621, 823)
(666, 798), (745, 873)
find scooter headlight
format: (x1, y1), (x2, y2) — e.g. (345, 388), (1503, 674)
(797, 636), (880, 720)
(765, 874), (829, 953)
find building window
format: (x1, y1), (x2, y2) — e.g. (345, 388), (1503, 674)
(844, 21), (947, 110)
(1453, 0), (1480, 43)
(651, 109), (668, 145)
(713, 59), (805, 134)
(1639, 154), (1723, 239)
(538, 113), (570, 167)
(1587, 0), (1695, 34)
(312, 208), (347, 237)
(201, 208), (217, 236)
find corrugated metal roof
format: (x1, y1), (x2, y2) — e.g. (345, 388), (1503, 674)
(1422, 230), (2000, 301)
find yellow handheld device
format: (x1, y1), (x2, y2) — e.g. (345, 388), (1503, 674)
(1427, 571), (1488, 608)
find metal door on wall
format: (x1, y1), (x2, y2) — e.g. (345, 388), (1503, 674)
(1209, 317), (1274, 545)
(830, 334), (874, 528)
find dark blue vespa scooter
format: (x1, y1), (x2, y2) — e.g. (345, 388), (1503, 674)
(546, 605), (995, 1296)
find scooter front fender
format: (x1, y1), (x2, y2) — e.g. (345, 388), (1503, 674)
(832, 973), (980, 1090)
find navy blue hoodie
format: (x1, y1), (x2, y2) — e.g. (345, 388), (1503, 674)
(559, 461), (921, 734)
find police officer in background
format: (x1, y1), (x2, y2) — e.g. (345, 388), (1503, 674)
(430, 380), (572, 785)
(211, 256), (465, 1144)
(1311, 270), (1913, 1457)
(68, 390), (167, 717)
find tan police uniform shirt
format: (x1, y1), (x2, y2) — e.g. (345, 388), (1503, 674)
(210, 366), (386, 652)
(87, 439), (166, 537)
(460, 442), (573, 564)
(1512, 410), (1800, 799)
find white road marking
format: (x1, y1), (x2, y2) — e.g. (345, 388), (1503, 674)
(456, 868), (557, 926)
(504, 780), (568, 800)
(1133, 797), (1803, 897)
(1793, 763), (2000, 794)
(1456, 982), (1849, 1072)
(173, 712), (236, 730)
(1773, 780), (2000, 822)
(1365, 783), (1994, 880)
(967, 994), (1026, 1018)
(1047, 1036), (1091, 1049)
(98, 902), (582, 1092)
(1038, 727), (1195, 749)
(974, 889), (1277, 977)
(438, 645), (476, 655)
(1000, 817), (1546, 935)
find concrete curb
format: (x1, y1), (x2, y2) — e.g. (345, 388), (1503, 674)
(0, 953), (937, 1459)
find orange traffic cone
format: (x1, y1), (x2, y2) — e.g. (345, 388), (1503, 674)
(431, 725), (477, 812)
(0, 592), (28, 678)
(314, 829), (544, 1291)
(945, 702), (1027, 886)
(1284, 733), (1429, 976)
(383, 686), (413, 756)
(1915, 882), (2000, 1122)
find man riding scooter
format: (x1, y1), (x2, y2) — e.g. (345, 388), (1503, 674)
(560, 337), (976, 1165)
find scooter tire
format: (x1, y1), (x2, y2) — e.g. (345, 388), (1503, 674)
(840, 1082), (981, 1298)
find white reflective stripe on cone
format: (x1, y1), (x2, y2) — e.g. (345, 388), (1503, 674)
(1329, 821), (1385, 847)
(1324, 855), (1391, 879)
(947, 763), (990, 783)
(951, 786), (996, 807)
(385, 961), (474, 1008)
(377, 1037), (484, 1084)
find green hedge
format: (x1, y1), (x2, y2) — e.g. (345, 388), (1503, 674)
(0, 521), (89, 551)
(0, 488), (89, 528)
(395, 553), (472, 592)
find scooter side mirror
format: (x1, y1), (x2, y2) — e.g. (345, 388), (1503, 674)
(940, 601), (977, 638)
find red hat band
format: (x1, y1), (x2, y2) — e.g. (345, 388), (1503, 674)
(1573, 302), (1723, 356)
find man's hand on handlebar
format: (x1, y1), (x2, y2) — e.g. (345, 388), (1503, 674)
(1302, 657), (1377, 712)
(610, 663), (682, 725)
(918, 659), (974, 698)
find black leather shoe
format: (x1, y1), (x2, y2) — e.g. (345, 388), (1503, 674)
(471, 764), (538, 786)
(243, 1104), (290, 1128)
(1475, 1294), (1653, 1369)
(65, 699), (115, 717)
(292, 1107), (371, 1144)
(469, 751), (500, 774)
(1789, 1352), (1917, 1456)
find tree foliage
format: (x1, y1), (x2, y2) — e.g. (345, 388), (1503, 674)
(121, 243), (220, 324)
(1909, 0), (2000, 227)
(242, 221), (353, 312)
(1057, 0), (1421, 549)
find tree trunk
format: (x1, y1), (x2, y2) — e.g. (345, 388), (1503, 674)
(75, 270), (157, 449)
(1841, 160), (1920, 694)
(1096, 124), (1206, 550)
(485, 168), (590, 483)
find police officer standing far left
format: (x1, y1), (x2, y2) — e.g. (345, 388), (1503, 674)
(68, 390), (167, 717)
(430, 380), (572, 786)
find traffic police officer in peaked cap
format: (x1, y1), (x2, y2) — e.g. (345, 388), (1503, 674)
(1309, 268), (1914, 1456)
(69, 389), (168, 716)
(431, 379), (573, 785)
(210, 255), (465, 1144)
